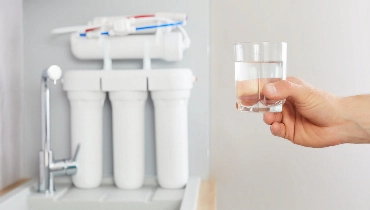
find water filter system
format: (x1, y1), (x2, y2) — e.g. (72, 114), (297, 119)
(53, 13), (196, 190)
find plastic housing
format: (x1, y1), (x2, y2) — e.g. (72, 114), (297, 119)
(70, 32), (186, 61)
(62, 69), (195, 189)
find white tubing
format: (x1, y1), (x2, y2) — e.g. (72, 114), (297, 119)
(102, 38), (112, 70)
(151, 90), (190, 189)
(67, 91), (106, 189)
(110, 91), (148, 189)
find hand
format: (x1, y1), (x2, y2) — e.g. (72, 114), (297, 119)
(262, 77), (348, 147)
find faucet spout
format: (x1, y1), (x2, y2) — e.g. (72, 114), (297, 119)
(40, 65), (62, 152)
(38, 65), (78, 194)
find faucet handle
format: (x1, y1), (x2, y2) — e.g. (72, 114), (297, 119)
(50, 144), (81, 177)
(72, 144), (80, 162)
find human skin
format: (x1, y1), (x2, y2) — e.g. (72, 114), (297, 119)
(236, 78), (281, 106)
(262, 77), (370, 148)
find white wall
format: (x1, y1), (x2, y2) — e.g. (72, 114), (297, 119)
(0, 0), (23, 189)
(211, 0), (370, 209)
(23, 0), (209, 179)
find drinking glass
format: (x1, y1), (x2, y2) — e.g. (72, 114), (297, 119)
(235, 42), (287, 112)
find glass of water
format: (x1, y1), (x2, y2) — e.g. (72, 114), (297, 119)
(235, 42), (287, 112)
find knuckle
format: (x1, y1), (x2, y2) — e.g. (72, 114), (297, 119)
(287, 76), (303, 84)
(287, 76), (298, 81)
(275, 80), (292, 91)
(299, 86), (317, 104)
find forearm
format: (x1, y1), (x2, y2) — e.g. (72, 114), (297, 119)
(339, 95), (370, 144)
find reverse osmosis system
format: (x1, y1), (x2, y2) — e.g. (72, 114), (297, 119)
(52, 13), (196, 190)
(53, 13), (190, 63)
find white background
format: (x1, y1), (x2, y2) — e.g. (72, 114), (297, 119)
(211, 0), (370, 209)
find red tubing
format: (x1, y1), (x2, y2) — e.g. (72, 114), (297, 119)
(132, 14), (155, 18)
(85, 27), (100, 32)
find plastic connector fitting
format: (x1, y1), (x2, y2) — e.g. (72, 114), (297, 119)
(113, 18), (135, 35)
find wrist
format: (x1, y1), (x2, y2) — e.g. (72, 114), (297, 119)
(337, 95), (370, 144)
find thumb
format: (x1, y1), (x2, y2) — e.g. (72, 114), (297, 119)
(262, 79), (314, 103)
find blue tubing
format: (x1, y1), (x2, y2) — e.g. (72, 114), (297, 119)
(136, 21), (183, 31)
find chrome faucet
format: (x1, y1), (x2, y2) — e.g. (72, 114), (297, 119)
(38, 65), (80, 194)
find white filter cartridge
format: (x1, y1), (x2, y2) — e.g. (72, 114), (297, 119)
(149, 69), (195, 189)
(110, 91), (148, 189)
(63, 69), (194, 190)
(67, 91), (106, 189)
(70, 32), (186, 61)
(151, 90), (191, 189)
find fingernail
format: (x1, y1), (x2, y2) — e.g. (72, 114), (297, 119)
(266, 83), (277, 95)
